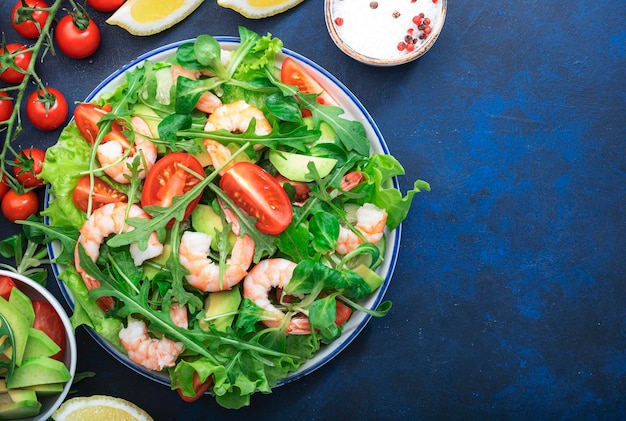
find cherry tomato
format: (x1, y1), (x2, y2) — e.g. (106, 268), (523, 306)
(1, 189), (38, 222)
(11, 0), (50, 39)
(32, 300), (65, 361)
(72, 175), (127, 213)
(0, 92), (13, 122)
(0, 43), (32, 84)
(141, 153), (204, 224)
(0, 174), (9, 202)
(25, 87), (68, 131)
(87, 0), (125, 12)
(280, 57), (339, 108)
(0, 275), (18, 301)
(219, 162), (292, 235)
(335, 300), (352, 326)
(176, 372), (213, 403)
(55, 13), (100, 59)
(13, 147), (45, 189)
(73, 103), (113, 144)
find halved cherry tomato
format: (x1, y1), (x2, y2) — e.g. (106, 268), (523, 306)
(72, 175), (128, 213)
(74, 103), (112, 144)
(0, 43), (32, 84)
(87, 0), (125, 12)
(13, 147), (45, 189)
(32, 300), (65, 361)
(176, 371), (213, 403)
(0, 92), (14, 122)
(141, 153), (204, 224)
(0, 275), (17, 301)
(335, 300), (352, 326)
(1, 190), (38, 222)
(25, 87), (68, 131)
(11, 0), (50, 39)
(219, 162), (292, 235)
(55, 13), (100, 59)
(280, 57), (339, 108)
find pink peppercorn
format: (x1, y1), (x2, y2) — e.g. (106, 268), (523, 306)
(335, 17), (344, 26)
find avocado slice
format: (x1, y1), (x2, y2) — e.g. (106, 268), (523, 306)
(0, 389), (41, 419)
(0, 298), (29, 366)
(24, 382), (65, 396)
(22, 328), (61, 360)
(143, 244), (171, 280)
(191, 204), (235, 249)
(5, 356), (71, 389)
(8, 288), (34, 327)
(199, 289), (241, 332)
(269, 150), (337, 182)
(351, 264), (385, 293)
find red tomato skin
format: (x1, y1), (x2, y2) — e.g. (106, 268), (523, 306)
(13, 147), (45, 189)
(177, 372), (213, 403)
(1, 189), (38, 222)
(55, 14), (101, 59)
(141, 153), (204, 225)
(73, 103), (112, 144)
(0, 275), (18, 301)
(219, 162), (293, 235)
(25, 87), (68, 131)
(335, 300), (352, 326)
(0, 92), (14, 122)
(72, 175), (128, 213)
(87, 0), (125, 12)
(11, 0), (50, 39)
(0, 175), (9, 202)
(280, 57), (338, 108)
(32, 300), (65, 361)
(0, 44), (32, 84)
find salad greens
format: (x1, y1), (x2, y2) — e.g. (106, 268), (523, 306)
(39, 27), (429, 409)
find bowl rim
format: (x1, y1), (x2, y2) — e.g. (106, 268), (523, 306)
(324, 0), (447, 66)
(0, 270), (77, 421)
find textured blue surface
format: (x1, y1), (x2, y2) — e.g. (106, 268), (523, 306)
(0, 0), (624, 419)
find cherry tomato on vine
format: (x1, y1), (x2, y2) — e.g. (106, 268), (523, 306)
(1, 189), (38, 222)
(32, 300), (66, 360)
(0, 276), (17, 300)
(13, 147), (46, 189)
(176, 372), (213, 403)
(86, 0), (125, 12)
(0, 175), (9, 202)
(219, 161), (293, 235)
(25, 87), (68, 131)
(55, 13), (100, 59)
(72, 175), (128, 213)
(11, 0), (50, 39)
(280, 57), (339, 108)
(0, 43), (32, 84)
(141, 152), (204, 225)
(0, 92), (13, 122)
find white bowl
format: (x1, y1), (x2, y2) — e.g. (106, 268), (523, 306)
(0, 270), (77, 421)
(325, 0), (447, 66)
(46, 38), (400, 391)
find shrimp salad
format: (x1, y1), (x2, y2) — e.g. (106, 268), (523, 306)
(39, 27), (429, 408)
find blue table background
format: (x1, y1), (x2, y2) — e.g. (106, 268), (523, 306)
(1, 1), (624, 419)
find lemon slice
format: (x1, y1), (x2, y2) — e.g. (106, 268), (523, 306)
(218, 0), (304, 19)
(106, 0), (204, 36)
(52, 395), (154, 421)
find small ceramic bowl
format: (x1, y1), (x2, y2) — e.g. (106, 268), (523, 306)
(325, 0), (447, 66)
(0, 270), (77, 421)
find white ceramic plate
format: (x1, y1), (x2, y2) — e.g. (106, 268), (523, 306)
(45, 38), (401, 389)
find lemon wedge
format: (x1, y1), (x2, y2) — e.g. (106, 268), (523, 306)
(218, 0), (304, 19)
(106, 0), (204, 36)
(52, 395), (154, 421)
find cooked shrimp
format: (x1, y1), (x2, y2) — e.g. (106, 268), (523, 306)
(179, 231), (255, 292)
(75, 202), (164, 311)
(336, 203), (388, 255)
(204, 100), (272, 135)
(204, 139), (235, 175)
(243, 258), (311, 335)
(169, 302), (188, 329)
(97, 116), (157, 184)
(119, 320), (184, 371)
(171, 64), (222, 114)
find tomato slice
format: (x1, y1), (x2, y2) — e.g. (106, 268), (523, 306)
(335, 300), (353, 326)
(219, 162), (292, 235)
(141, 153), (204, 224)
(176, 371), (213, 403)
(74, 103), (112, 144)
(0, 275), (17, 300)
(32, 300), (65, 361)
(280, 57), (339, 107)
(72, 175), (128, 213)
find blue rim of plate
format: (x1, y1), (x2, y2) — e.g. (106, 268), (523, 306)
(45, 36), (401, 389)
